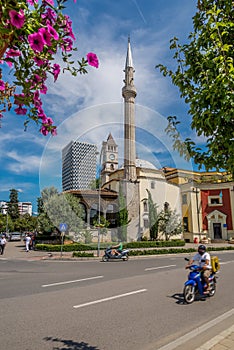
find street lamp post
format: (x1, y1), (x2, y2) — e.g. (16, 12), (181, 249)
(96, 150), (103, 257)
(97, 182), (101, 257)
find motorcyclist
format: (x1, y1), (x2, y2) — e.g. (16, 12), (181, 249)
(186, 244), (212, 294)
(111, 241), (123, 256)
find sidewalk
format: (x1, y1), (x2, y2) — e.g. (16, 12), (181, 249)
(195, 324), (234, 350)
(0, 241), (73, 260)
(1, 240), (233, 261)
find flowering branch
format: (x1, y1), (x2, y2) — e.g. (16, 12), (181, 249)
(0, 0), (99, 135)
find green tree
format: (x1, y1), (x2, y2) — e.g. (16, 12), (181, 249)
(43, 191), (84, 237)
(0, 213), (14, 233)
(158, 203), (183, 241)
(156, 0), (234, 176)
(36, 187), (60, 234)
(146, 189), (159, 240)
(37, 212), (54, 234)
(37, 197), (44, 215)
(7, 189), (19, 220)
(93, 215), (110, 242)
(116, 183), (129, 242)
(14, 214), (37, 232)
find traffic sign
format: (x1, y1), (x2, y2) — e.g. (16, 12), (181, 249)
(59, 223), (68, 232)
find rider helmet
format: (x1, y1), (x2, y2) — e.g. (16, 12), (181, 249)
(198, 244), (206, 255)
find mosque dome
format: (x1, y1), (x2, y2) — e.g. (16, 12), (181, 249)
(135, 158), (158, 170)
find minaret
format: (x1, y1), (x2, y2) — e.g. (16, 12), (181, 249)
(122, 37), (137, 182)
(121, 38), (140, 242)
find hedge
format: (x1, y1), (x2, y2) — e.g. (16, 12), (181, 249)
(73, 252), (94, 258)
(35, 243), (94, 252)
(125, 240), (185, 248)
(35, 242), (234, 255)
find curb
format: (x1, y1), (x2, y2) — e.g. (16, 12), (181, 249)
(195, 324), (234, 350)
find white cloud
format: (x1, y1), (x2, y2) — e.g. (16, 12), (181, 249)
(6, 151), (42, 174)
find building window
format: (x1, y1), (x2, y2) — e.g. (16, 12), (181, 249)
(143, 201), (148, 212)
(143, 219), (149, 228)
(208, 195), (223, 206)
(183, 217), (189, 232)
(151, 181), (155, 189)
(182, 194), (187, 205)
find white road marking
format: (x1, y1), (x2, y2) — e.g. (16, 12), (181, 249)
(41, 275), (103, 288)
(145, 264), (176, 271)
(73, 289), (147, 309)
(157, 308), (234, 350)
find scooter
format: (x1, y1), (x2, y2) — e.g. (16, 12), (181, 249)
(102, 246), (129, 262)
(183, 258), (217, 304)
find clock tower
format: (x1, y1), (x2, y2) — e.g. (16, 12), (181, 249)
(100, 133), (118, 185)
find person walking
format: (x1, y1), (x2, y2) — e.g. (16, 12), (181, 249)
(25, 234), (31, 252)
(0, 235), (7, 255)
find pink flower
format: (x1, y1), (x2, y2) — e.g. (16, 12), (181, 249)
(6, 49), (21, 57)
(51, 128), (57, 136)
(47, 24), (59, 40)
(14, 93), (26, 105)
(6, 61), (13, 68)
(9, 10), (25, 29)
(33, 91), (42, 108)
(0, 80), (5, 91)
(28, 32), (45, 52)
(64, 16), (76, 40)
(86, 52), (99, 68)
(61, 38), (73, 52)
(33, 57), (46, 66)
(41, 8), (57, 22)
(53, 64), (60, 82)
(40, 126), (49, 136)
(14, 105), (27, 115)
(38, 28), (52, 46)
(46, 117), (53, 125)
(40, 84), (47, 94)
(27, 0), (38, 5)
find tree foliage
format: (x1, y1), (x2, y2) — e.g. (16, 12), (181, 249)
(42, 189), (84, 235)
(156, 0), (234, 176)
(158, 203), (183, 241)
(7, 188), (20, 220)
(116, 183), (129, 242)
(146, 189), (159, 240)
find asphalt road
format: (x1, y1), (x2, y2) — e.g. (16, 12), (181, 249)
(0, 251), (234, 350)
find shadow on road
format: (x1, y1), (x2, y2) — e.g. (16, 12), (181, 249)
(44, 336), (100, 350)
(170, 292), (186, 305)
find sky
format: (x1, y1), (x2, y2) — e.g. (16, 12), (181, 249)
(0, 0), (200, 213)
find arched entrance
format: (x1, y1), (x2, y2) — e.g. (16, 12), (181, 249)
(207, 210), (227, 240)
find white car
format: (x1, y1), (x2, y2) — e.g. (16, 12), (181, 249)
(9, 232), (21, 241)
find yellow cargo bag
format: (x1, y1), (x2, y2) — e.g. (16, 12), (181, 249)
(211, 256), (220, 273)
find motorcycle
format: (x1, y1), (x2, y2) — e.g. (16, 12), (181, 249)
(102, 246), (129, 262)
(183, 258), (217, 304)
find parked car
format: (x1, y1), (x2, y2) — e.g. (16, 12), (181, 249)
(9, 232), (22, 241)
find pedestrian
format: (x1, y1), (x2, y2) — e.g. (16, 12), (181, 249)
(0, 235), (7, 255)
(25, 234), (31, 252)
(30, 232), (36, 250)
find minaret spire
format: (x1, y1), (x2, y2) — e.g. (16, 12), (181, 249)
(125, 36), (133, 68)
(122, 37), (137, 182)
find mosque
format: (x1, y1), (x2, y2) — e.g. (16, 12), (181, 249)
(63, 39), (234, 242)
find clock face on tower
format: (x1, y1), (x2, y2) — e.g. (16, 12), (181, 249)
(109, 153), (115, 161)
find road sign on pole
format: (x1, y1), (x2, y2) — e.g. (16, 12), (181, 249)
(59, 223), (68, 232)
(59, 223), (67, 257)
